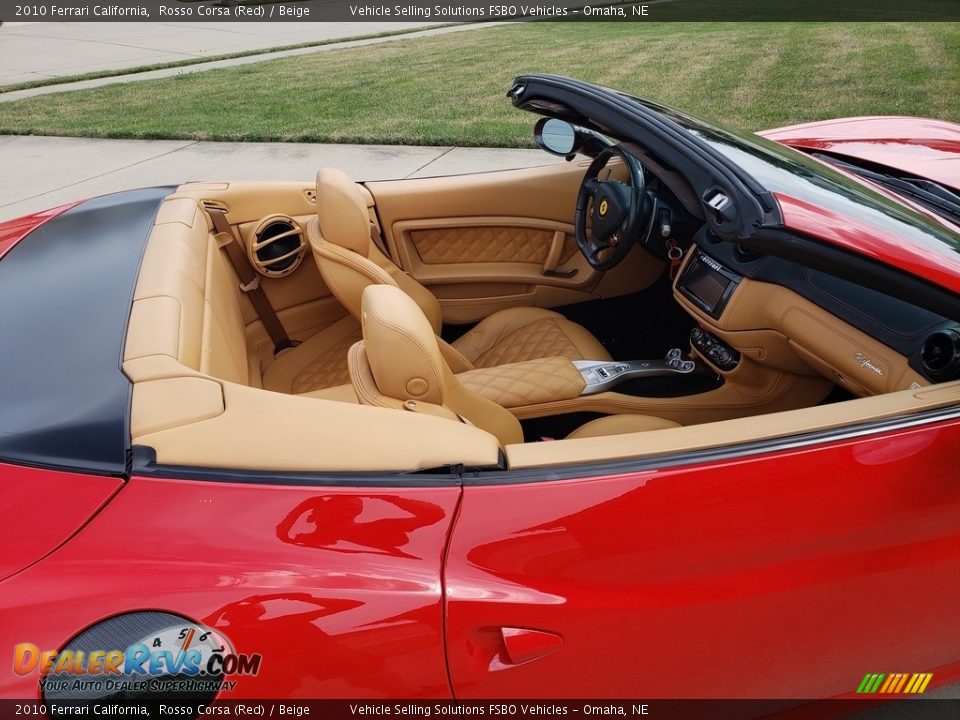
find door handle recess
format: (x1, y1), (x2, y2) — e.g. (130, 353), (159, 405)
(500, 627), (564, 665)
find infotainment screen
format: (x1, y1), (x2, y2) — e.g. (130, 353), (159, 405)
(678, 252), (740, 318)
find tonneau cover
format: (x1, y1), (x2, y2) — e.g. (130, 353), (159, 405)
(0, 187), (173, 475)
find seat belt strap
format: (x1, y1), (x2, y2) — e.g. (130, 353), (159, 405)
(207, 208), (296, 354)
(369, 223), (390, 258)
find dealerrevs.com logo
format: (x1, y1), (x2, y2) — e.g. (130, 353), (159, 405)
(13, 612), (261, 701)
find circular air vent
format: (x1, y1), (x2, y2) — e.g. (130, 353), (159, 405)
(249, 214), (306, 278)
(920, 328), (960, 381)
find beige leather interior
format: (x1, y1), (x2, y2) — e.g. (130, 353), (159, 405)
(493, 352), (832, 426)
(309, 168), (445, 333)
(349, 285), (680, 446)
(120, 173), (955, 475)
(125, 193), (502, 471)
(125, 198), (248, 386)
(308, 167), (613, 371)
(457, 357), (586, 409)
(451, 307), (610, 367)
(409, 223), (579, 266)
(567, 414), (681, 439)
(261, 315), (360, 393)
(134, 377), (503, 472)
(368, 160), (664, 324)
(349, 286), (525, 447)
(672, 248), (928, 396)
(124, 192), (354, 392)
(172, 182), (354, 373)
(507, 382), (960, 469)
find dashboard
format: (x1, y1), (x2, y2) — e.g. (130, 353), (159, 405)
(673, 229), (960, 396)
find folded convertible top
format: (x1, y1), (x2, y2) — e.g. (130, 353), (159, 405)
(0, 187), (173, 475)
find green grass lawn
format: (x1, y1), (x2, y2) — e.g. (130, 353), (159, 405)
(0, 26), (437, 94)
(0, 22), (956, 147)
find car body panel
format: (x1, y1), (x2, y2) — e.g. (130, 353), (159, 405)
(445, 418), (960, 698)
(668, 117), (960, 298)
(760, 116), (960, 191)
(1, 74), (959, 702)
(773, 190), (960, 295)
(0, 462), (123, 582)
(0, 477), (459, 699)
(0, 202), (79, 261)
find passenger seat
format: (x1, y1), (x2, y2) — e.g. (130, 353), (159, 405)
(348, 285), (680, 445)
(309, 167), (612, 374)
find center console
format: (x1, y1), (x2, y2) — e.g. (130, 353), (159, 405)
(457, 247), (780, 422)
(675, 249), (744, 373)
(457, 350), (706, 409)
(574, 350), (698, 395)
(676, 250), (741, 319)
(690, 327), (740, 371)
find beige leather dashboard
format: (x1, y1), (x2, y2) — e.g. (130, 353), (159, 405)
(672, 250), (928, 396)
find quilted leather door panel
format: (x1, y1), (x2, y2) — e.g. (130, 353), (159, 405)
(366, 163), (664, 324)
(409, 225), (577, 266)
(366, 164), (602, 324)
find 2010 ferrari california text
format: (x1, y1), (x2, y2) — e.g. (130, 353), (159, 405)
(1, 75), (959, 702)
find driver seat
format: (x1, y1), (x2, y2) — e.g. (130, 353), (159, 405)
(308, 167), (612, 373)
(349, 285), (679, 446)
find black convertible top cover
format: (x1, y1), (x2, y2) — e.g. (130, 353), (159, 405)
(0, 187), (172, 475)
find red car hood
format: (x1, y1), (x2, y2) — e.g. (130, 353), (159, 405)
(760, 116), (960, 190)
(756, 116), (960, 295)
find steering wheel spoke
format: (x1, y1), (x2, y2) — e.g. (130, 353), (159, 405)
(587, 236), (606, 257)
(590, 231), (616, 252)
(583, 177), (601, 195)
(574, 145), (652, 271)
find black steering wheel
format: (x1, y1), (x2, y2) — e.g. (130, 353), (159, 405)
(575, 145), (653, 271)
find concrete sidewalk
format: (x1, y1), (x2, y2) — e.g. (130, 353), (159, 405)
(0, 21), (441, 87)
(0, 22), (502, 102)
(0, 135), (557, 221)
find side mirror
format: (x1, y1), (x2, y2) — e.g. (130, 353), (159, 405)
(535, 118), (578, 157)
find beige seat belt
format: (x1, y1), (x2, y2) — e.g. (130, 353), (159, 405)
(207, 207), (296, 355)
(370, 222), (391, 257)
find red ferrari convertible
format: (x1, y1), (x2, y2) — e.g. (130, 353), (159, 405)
(1, 75), (959, 704)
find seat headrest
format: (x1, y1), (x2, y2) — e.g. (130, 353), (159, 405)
(315, 167), (371, 256)
(361, 285), (445, 405)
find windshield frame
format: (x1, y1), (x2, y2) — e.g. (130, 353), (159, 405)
(619, 91), (960, 259)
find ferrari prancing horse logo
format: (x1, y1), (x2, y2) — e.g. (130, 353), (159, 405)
(598, 199), (608, 217)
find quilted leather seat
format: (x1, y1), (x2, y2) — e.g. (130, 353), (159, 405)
(261, 315), (360, 394)
(309, 167), (612, 375)
(350, 285), (680, 446)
